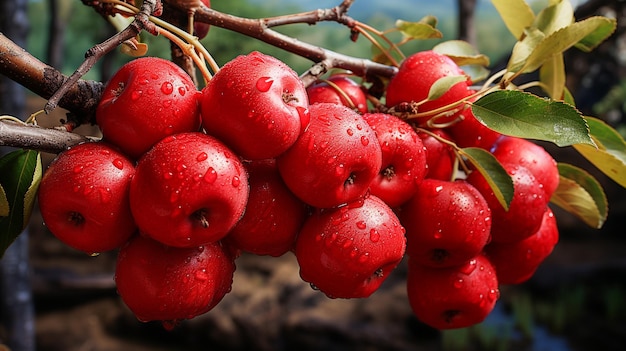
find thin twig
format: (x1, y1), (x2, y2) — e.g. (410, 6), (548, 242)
(43, 0), (162, 114)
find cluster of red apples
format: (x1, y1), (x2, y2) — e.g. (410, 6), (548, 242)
(37, 50), (559, 330)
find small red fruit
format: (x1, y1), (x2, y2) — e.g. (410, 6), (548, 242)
(467, 162), (548, 243)
(37, 142), (136, 255)
(295, 195), (406, 298)
(129, 132), (249, 248)
(201, 51), (309, 160)
(193, 0), (211, 39)
(400, 179), (491, 268)
(446, 104), (501, 150)
(115, 235), (235, 324)
(386, 50), (471, 124)
(485, 207), (559, 285)
(491, 136), (559, 198)
(418, 129), (457, 181)
(224, 159), (308, 257)
(307, 74), (368, 113)
(362, 112), (427, 208)
(406, 254), (500, 330)
(96, 57), (201, 159)
(277, 103), (382, 208)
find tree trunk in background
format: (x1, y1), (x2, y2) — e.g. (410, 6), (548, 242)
(0, 0), (37, 350)
(47, 0), (65, 69)
(458, 0), (477, 45)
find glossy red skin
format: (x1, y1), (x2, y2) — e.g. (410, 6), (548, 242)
(96, 57), (201, 159)
(193, 0), (211, 39)
(224, 159), (308, 257)
(400, 179), (491, 268)
(277, 103), (382, 209)
(467, 162), (548, 243)
(307, 75), (368, 114)
(446, 105), (501, 150)
(201, 51), (309, 160)
(115, 235), (235, 323)
(418, 129), (456, 181)
(362, 113), (427, 207)
(491, 136), (559, 198)
(295, 195), (406, 299)
(129, 132), (249, 248)
(406, 253), (499, 330)
(485, 207), (559, 285)
(37, 142), (136, 255)
(385, 50), (471, 124)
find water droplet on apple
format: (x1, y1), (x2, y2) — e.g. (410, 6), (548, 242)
(335, 164), (345, 176)
(231, 176), (241, 187)
(160, 82), (173, 95)
(358, 253), (369, 263)
(204, 167), (217, 184)
(170, 190), (181, 203)
(73, 165), (84, 173)
(196, 152), (208, 162)
(195, 269), (208, 281)
(356, 220), (367, 230)
(453, 278), (464, 289)
(178, 87), (187, 96)
(99, 187), (112, 204)
(255, 76), (274, 92)
(163, 100), (172, 108)
(112, 158), (124, 170)
(131, 90), (142, 100)
(460, 259), (477, 275)
(369, 229), (380, 242)
(360, 136), (369, 146)
(346, 128), (354, 136)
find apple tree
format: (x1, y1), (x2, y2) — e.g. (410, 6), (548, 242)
(0, 0), (625, 347)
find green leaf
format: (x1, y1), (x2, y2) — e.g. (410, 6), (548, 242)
(521, 16), (617, 73)
(550, 163), (608, 229)
(428, 75), (469, 101)
(0, 150), (42, 258)
(534, 0), (573, 36)
(491, 0), (535, 39)
(432, 40), (490, 67)
(471, 90), (594, 147)
(575, 17), (617, 52)
(573, 116), (626, 188)
(0, 185), (8, 217)
(395, 19), (443, 40)
(460, 147), (514, 211)
(507, 27), (546, 73)
(539, 53), (566, 99)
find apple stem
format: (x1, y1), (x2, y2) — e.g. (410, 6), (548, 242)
(192, 209), (210, 228)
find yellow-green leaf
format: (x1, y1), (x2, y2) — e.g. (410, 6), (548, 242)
(491, 0), (535, 39)
(396, 19), (443, 40)
(522, 16), (616, 73)
(460, 147), (514, 211)
(575, 17), (617, 52)
(507, 27), (546, 73)
(428, 75), (468, 101)
(121, 41), (149, 57)
(539, 53), (565, 99)
(0, 185), (8, 217)
(551, 163), (608, 229)
(432, 40), (490, 67)
(573, 116), (626, 188)
(534, 0), (573, 36)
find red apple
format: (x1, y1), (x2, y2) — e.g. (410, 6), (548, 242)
(129, 132), (249, 248)
(307, 74), (368, 113)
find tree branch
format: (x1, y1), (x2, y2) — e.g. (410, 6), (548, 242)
(0, 120), (96, 154)
(0, 33), (103, 118)
(43, 0), (162, 114)
(192, 5), (398, 83)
